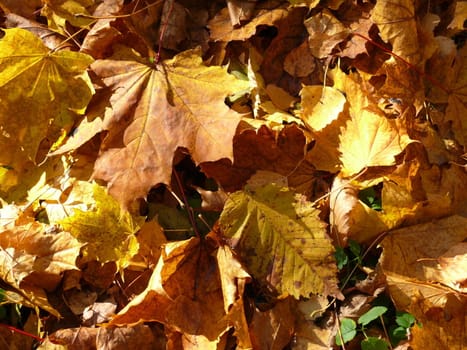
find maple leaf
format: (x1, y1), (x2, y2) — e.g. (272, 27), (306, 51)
(305, 9), (349, 59)
(41, 0), (95, 34)
(58, 182), (141, 269)
(219, 177), (339, 299)
(110, 237), (232, 347)
(300, 85), (346, 132)
(0, 28), (93, 191)
(90, 47), (249, 208)
(380, 215), (467, 349)
(201, 124), (307, 192)
(0, 214), (82, 316)
(208, 2), (288, 42)
(371, 0), (421, 65)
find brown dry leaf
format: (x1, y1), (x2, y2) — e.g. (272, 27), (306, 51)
(305, 9), (349, 59)
(444, 44), (467, 148)
(448, 1), (467, 31)
(284, 40), (316, 78)
(226, 0), (257, 27)
(216, 242), (252, 348)
(41, 0), (96, 34)
(47, 324), (161, 350)
(0, 219), (82, 290)
(110, 237), (232, 348)
(371, 0), (421, 65)
(380, 215), (467, 348)
(249, 298), (296, 350)
(0, 0), (42, 19)
(90, 46), (248, 208)
(208, 1), (288, 42)
(339, 12), (374, 60)
(80, 0), (125, 58)
(201, 124), (306, 192)
(437, 243), (467, 293)
(132, 220), (167, 268)
(292, 318), (333, 350)
(0, 217), (81, 316)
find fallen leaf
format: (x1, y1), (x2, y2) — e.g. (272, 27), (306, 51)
(250, 298), (296, 350)
(219, 177), (339, 299)
(208, 2), (288, 42)
(47, 324), (161, 350)
(59, 182), (141, 269)
(380, 215), (467, 349)
(0, 217), (81, 316)
(91, 47), (248, 208)
(329, 176), (387, 245)
(201, 124), (307, 192)
(110, 237), (232, 348)
(300, 85), (346, 131)
(0, 28), (93, 190)
(339, 106), (414, 177)
(371, 0), (421, 64)
(305, 9), (349, 59)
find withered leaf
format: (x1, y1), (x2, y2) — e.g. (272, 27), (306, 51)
(91, 47), (249, 208)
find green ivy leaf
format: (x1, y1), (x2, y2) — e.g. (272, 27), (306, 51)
(395, 311), (416, 328)
(361, 337), (389, 350)
(358, 306), (388, 326)
(335, 246), (348, 270)
(336, 318), (357, 345)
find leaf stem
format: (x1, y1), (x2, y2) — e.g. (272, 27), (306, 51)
(0, 323), (44, 342)
(173, 169), (200, 238)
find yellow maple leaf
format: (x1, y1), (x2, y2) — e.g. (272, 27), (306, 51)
(59, 182), (140, 270)
(339, 106), (414, 176)
(0, 28), (93, 191)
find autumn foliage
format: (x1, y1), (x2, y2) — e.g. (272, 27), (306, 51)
(0, 0), (466, 349)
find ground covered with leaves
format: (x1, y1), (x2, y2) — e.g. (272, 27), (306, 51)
(0, 0), (466, 349)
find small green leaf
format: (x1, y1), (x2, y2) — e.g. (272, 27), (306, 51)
(335, 246), (348, 270)
(361, 337), (389, 350)
(395, 311), (416, 328)
(336, 318), (357, 345)
(349, 239), (361, 258)
(389, 325), (408, 345)
(358, 306), (388, 326)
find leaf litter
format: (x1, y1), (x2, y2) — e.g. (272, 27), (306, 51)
(0, 0), (465, 349)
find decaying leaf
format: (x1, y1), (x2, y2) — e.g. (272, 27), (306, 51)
(219, 176), (339, 299)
